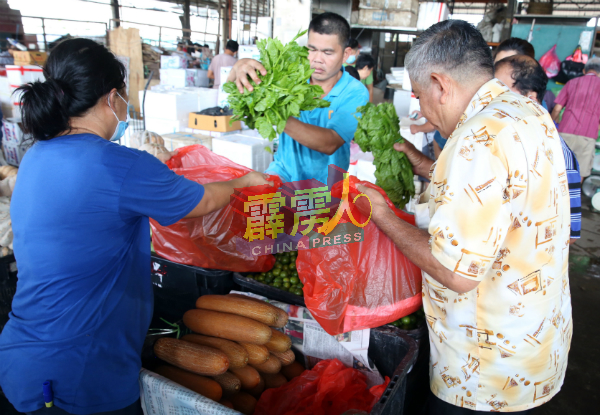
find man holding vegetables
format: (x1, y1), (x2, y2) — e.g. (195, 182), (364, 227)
(357, 20), (572, 414)
(227, 12), (369, 185)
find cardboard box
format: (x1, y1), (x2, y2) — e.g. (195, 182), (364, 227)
(357, 9), (417, 27)
(212, 134), (273, 172)
(188, 113), (241, 132)
(6, 65), (45, 86)
(184, 128), (241, 137)
(12, 51), (47, 66)
(359, 0), (417, 10)
(1, 118), (32, 166)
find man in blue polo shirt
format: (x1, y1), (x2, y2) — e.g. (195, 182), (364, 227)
(228, 12), (369, 185)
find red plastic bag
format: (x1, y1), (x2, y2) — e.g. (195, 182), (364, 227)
(296, 176), (422, 335)
(150, 145), (281, 272)
(539, 45), (561, 78)
(254, 359), (389, 415)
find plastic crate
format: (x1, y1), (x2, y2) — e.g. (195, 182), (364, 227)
(233, 272), (305, 306)
(369, 327), (418, 415)
(151, 255), (239, 323)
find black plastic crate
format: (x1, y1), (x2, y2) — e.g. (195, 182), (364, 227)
(233, 272), (305, 306)
(369, 327), (418, 415)
(151, 255), (239, 323)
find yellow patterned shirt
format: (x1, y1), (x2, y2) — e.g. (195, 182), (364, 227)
(422, 79), (572, 412)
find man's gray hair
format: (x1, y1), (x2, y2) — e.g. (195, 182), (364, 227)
(585, 57), (600, 74)
(405, 20), (494, 86)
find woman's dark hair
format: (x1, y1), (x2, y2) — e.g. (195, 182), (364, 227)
(495, 37), (535, 60)
(495, 55), (547, 104)
(17, 38), (126, 141)
(344, 65), (360, 81)
(356, 54), (375, 70)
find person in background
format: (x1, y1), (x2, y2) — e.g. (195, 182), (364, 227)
(227, 13), (369, 185)
(551, 57), (600, 180)
(355, 54), (375, 102)
(344, 65), (360, 82)
(0, 38), (270, 415)
(207, 39), (239, 89)
(493, 37), (535, 63)
(358, 20), (571, 414)
(493, 37), (557, 112)
(495, 54), (582, 242)
(345, 37), (360, 65)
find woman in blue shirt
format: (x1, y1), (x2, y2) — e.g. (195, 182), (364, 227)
(0, 39), (270, 415)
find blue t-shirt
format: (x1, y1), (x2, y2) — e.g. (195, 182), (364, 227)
(0, 134), (203, 414)
(266, 69), (369, 184)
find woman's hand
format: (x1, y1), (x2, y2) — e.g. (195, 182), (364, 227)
(241, 171), (273, 188)
(227, 59), (268, 93)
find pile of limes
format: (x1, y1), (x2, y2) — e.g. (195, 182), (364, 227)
(387, 308), (425, 331)
(246, 252), (304, 297)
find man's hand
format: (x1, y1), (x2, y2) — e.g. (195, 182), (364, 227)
(227, 58), (268, 93)
(393, 141), (434, 178)
(241, 171), (273, 188)
(356, 185), (389, 218)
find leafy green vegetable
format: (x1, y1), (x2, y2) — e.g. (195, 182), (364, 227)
(223, 30), (330, 141)
(354, 102), (415, 208)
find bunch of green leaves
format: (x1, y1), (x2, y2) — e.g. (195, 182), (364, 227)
(223, 30), (330, 141)
(354, 102), (415, 209)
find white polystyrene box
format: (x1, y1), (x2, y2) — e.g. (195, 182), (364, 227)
(161, 132), (213, 151)
(140, 90), (199, 121)
(144, 117), (189, 135)
(211, 134), (273, 172)
(6, 65), (45, 86)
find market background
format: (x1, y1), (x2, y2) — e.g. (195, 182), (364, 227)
(1, 0), (600, 414)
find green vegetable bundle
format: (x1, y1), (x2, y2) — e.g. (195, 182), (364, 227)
(223, 30), (330, 141)
(354, 102), (415, 209)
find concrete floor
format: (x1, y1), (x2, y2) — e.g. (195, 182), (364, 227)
(1, 196), (599, 415)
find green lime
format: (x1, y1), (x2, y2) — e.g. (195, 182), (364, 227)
(409, 315), (417, 325)
(290, 270), (299, 277)
(280, 271), (288, 279)
(265, 275), (274, 283)
(246, 274), (255, 279)
(272, 268), (281, 277)
(293, 288), (303, 296)
(401, 316), (412, 326)
(390, 320), (401, 327)
(289, 276), (300, 285)
(283, 282), (291, 289)
(272, 281), (282, 288)
(282, 277), (290, 283)
(274, 262), (282, 269)
(297, 281), (304, 288)
(281, 256), (290, 264)
(256, 275), (265, 282)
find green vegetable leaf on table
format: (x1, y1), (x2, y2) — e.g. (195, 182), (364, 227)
(223, 30), (330, 141)
(354, 102), (415, 209)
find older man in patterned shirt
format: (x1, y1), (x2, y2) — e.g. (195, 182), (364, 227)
(358, 20), (572, 414)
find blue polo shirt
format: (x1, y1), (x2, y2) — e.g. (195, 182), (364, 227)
(0, 134), (204, 414)
(266, 68), (369, 184)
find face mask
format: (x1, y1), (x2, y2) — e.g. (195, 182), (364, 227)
(346, 54), (356, 65)
(108, 92), (130, 142)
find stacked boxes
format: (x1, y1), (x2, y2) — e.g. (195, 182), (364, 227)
(1, 118), (32, 166)
(211, 133), (273, 173)
(356, 0), (419, 27)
